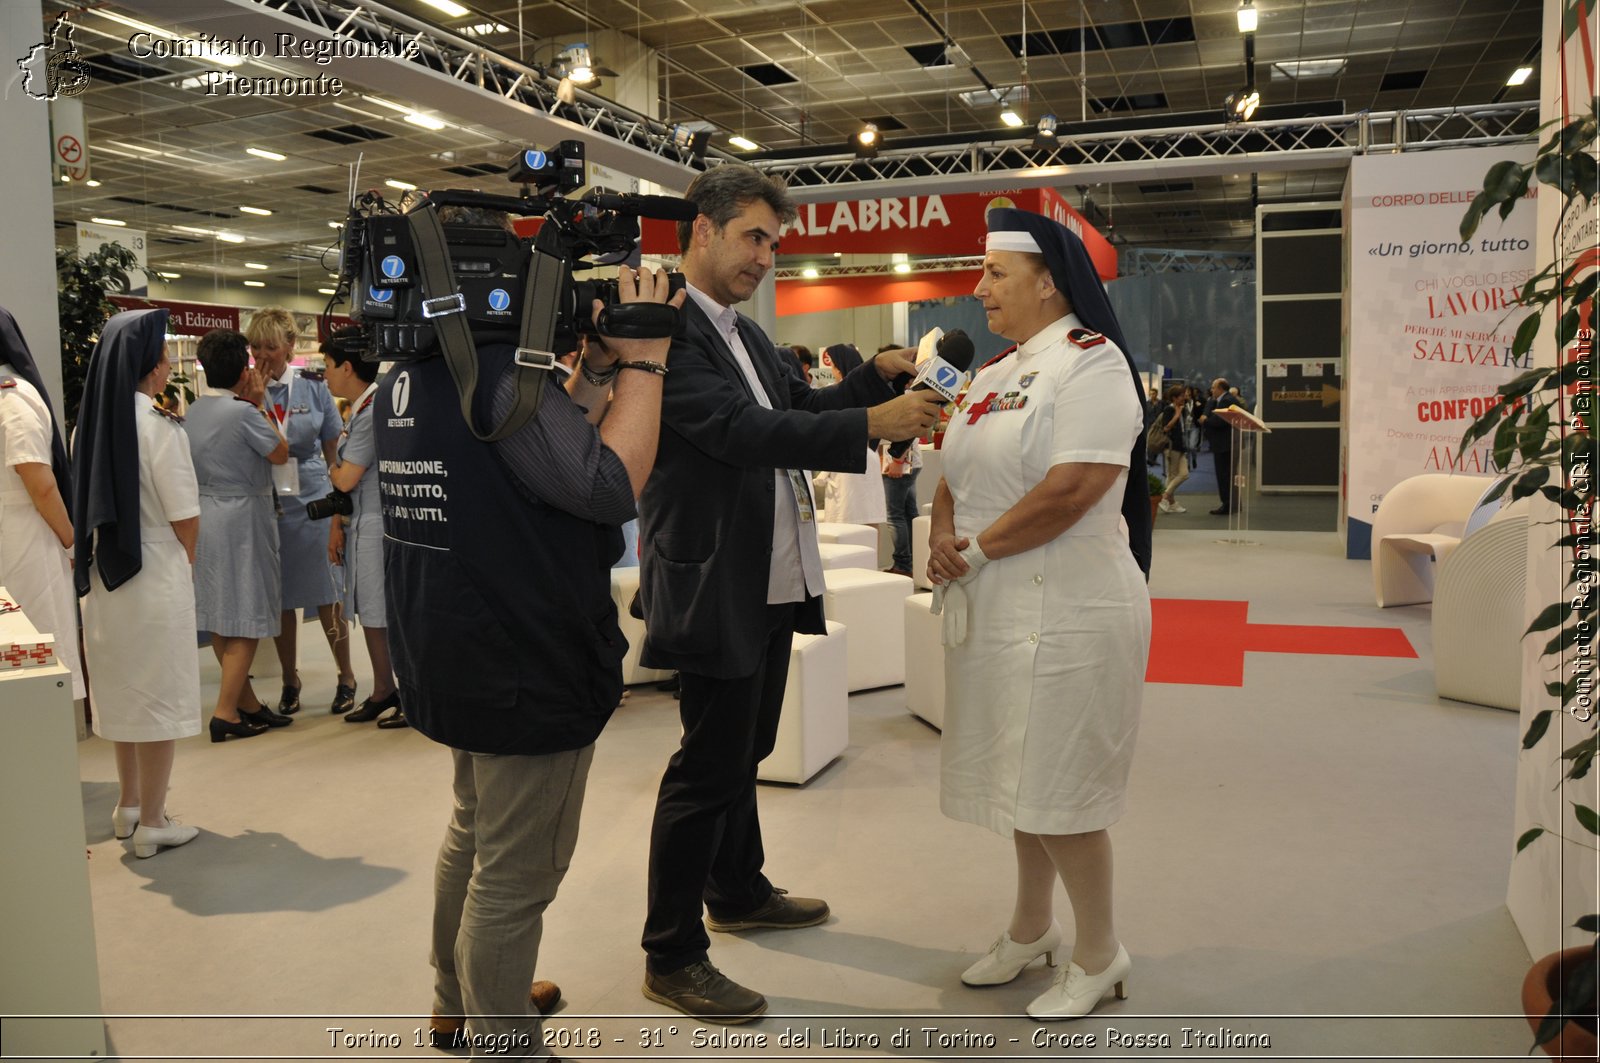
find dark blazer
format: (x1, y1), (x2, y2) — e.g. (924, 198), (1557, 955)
(1202, 393), (1242, 447)
(634, 295), (895, 679)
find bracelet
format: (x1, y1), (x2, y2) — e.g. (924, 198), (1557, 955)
(616, 360), (669, 377)
(579, 359), (619, 386)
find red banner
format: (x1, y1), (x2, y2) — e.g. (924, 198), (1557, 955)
(109, 296), (240, 337)
(640, 187), (1116, 280)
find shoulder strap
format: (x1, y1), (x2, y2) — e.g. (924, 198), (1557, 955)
(407, 207), (550, 443)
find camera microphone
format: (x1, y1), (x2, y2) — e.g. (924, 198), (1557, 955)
(888, 328), (975, 458)
(585, 191), (701, 222)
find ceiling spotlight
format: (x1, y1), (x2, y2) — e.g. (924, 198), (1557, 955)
(239, 205), (272, 216)
(671, 125), (712, 160)
(1507, 66), (1533, 86)
(728, 135), (760, 151)
(853, 122), (881, 158)
(420, 0), (470, 16)
(243, 280), (266, 288)
(245, 262), (269, 270)
(1237, 0), (1258, 34)
(90, 217), (127, 226)
(404, 112), (448, 131)
(216, 232), (247, 244)
(245, 146), (285, 161)
(564, 45), (595, 84)
(385, 179), (418, 191)
(1225, 89), (1260, 122)
(1032, 113), (1059, 151)
(60, 173), (71, 183)
(1000, 109), (1025, 129)
(86, 179), (101, 187)
(801, 267), (820, 279)
(318, 287), (337, 295)
(157, 272), (181, 280)
(893, 261), (912, 274)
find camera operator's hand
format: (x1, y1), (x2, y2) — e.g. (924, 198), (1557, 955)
(872, 347), (919, 382)
(866, 388), (945, 442)
(588, 265), (686, 365)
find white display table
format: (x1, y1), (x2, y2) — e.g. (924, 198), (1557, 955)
(0, 592), (108, 1058)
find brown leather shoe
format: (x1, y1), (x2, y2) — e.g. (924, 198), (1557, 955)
(705, 887), (830, 932)
(642, 961), (766, 1024)
(428, 980), (563, 1047)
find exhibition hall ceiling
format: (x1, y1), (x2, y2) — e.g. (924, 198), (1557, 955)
(43, 0), (1542, 295)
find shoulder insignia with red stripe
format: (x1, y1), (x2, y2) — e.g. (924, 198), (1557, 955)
(0, 379), (16, 389)
(151, 403), (185, 424)
(977, 346), (1017, 372)
(1067, 328), (1106, 349)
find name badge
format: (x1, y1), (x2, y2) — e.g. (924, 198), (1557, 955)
(787, 470), (814, 523)
(273, 456), (301, 497)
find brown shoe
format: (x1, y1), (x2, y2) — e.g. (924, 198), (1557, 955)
(428, 979), (563, 1047)
(642, 961), (766, 1024)
(705, 887), (829, 932)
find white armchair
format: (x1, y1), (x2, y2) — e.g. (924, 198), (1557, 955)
(1432, 497), (1529, 711)
(1371, 473), (1495, 607)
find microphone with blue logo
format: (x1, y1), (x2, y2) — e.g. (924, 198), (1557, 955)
(887, 327), (975, 458)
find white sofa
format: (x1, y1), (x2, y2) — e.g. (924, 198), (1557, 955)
(823, 568), (913, 691)
(902, 592), (945, 729)
(816, 522), (878, 551)
(609, 568), (670, 685)
(910, 514), (934, 590)
(817, 541), (876, 571)
(1371, 473), (1495, 607)
(1432, 498), (1529, 711)
(757, 620), (848, 784)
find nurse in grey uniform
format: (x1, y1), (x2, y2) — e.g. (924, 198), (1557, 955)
(185, 328), (291, 740)
(322, 331), (402, 726)
(246, 307), (357, 715)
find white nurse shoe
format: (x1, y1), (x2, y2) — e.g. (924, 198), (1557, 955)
(1025, 943), (1131, 1020)
(961, 920), (1062, 985)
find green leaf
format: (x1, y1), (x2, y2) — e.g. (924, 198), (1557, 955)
(1512, 312), (1544, 360)
(1536, 152), (1578, 199)
(1524, 709), (1554, 749)
(1510, 464), (1551, 499)
(1576, 914), (1600, 934)
(1460, 195), (1489, 242)
(1481, 159), (1526, 199)
(1527, 599), (1575, 636)
(1575, 804), (1600, 836)
(1517, 827), (1547, 852)
(1555, 306), (1582, 349)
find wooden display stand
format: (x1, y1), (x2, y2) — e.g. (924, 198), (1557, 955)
(0, 592), (108, 1058)
(1214, 407), (1271, 545)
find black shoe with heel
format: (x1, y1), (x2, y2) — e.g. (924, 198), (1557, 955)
(277, 680), (302, 716)
(239, 702), (292, 728)
(330, 682), (357, 715)
(346, 690), (400, 723)
(210, 716), (268, 743)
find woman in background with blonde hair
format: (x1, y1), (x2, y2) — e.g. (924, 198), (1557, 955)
(246, 307), (357, 716)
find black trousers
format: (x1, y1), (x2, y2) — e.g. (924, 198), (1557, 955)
(1214, 446), (1235, 510)
(642, 602), (796, 974)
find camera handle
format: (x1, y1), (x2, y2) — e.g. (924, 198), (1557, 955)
(407, 205), (557, 443)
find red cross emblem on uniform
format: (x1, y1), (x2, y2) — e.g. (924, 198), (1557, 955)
(965, 391), (998, 424)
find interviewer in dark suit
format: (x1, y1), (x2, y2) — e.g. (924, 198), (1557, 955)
(634, 164), (946, 1022)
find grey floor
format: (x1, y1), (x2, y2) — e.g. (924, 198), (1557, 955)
(73, 529), (1534, 1062)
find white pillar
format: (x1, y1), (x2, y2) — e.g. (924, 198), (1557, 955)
(0, 0), (66, 405)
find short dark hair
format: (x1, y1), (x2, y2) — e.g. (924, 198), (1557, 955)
(322, 327), (379, 383)
(676, 164), (796, 254)
(197, 328), (250, 389)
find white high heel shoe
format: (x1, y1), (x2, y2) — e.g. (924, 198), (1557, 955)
(1025, 943), (1131, 1020)
(112, 806), (140, 840)
(130, 817), (199, 859)
(961, 920), (1062, 986)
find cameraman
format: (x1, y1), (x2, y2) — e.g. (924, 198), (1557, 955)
(376, 225), (684, 1056)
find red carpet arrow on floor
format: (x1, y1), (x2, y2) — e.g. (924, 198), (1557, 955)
(1146, 598), (1418, 686)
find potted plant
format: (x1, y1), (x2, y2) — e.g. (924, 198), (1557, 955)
(1147, 471), (1165, 522)
(1459, 102), (1597, 1059)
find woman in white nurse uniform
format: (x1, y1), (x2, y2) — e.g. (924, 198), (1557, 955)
(73, 308), (204, 859)
(928, 208), (1152, 1021)
(0, 307), (83, 700)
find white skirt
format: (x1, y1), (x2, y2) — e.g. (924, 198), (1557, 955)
(85, 530), (202, 742)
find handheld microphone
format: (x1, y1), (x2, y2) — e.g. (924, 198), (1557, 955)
(888, 328), (975, 458)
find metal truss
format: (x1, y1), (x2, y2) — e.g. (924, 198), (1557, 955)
(1122, 248), (1257, 275)
(262, 0), (720, 164)
(755, 103), (1540, 199)
(773, 256), (982, 281)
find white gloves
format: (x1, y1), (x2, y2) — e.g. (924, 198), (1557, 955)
(929, 539), (990, 647)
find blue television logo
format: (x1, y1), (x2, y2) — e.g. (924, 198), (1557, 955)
(523, 150), (547, 170)
(488, 288), (511, 312)
(381, 255), (405, 279)
(368, 286), (393, 303)
(934, 365), (960, 391)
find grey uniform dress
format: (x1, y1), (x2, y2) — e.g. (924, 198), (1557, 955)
(338, 386), (385, 627)
(185, 392), (282, 638)
(266, 367), (342, 612)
